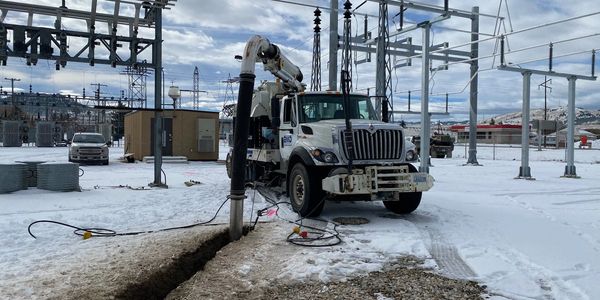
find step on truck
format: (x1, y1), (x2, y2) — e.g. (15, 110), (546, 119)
(227, 36), (433, 217)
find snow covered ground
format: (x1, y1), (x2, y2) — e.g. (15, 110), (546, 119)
(1, 141), (600, 299)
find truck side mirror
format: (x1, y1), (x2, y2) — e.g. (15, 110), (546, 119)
(271, 96), (280, 128)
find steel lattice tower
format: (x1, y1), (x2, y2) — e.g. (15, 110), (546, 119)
(221, 74), (239, 117)
(340, 1), (353, 91)
(376, 0), (394, 122)
(310, 8), (322, 91)
(121, 64), (149, 108)
(192, 66), (200, 110)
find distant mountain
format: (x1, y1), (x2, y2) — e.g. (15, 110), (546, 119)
(483, 107), (600, 126)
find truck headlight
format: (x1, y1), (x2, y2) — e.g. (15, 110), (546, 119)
(311, 149), (339, 163)
(406, 150), (415, 161)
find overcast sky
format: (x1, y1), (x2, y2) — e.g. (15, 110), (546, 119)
(1, 0), (599, 121)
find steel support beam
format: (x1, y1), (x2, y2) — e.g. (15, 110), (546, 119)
(150, 7), (166, 188)
(516, 71), (534, 179)
(563, 77), (579, 178)
(419, 24), (431, 173)
(0, 0), (154, 27)
(347, 44), (466, 63)
(365, 0), (499, 19)
(328, 0), (338, 91)
(498, 65), (595, 178)
(466, 6), (480, 166)
(498, 66), (596, 81)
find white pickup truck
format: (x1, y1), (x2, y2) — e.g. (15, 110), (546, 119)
(68, 132), (110, 165)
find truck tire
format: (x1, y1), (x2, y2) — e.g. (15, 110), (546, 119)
(383, 164), (421, 214)
(383, 192), (421, 214)
(103, 159), (109, 165)
(447, 151), (452, 158)
(289, 163), (324, 217)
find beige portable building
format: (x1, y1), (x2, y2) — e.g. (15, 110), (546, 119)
(124, 109), (219, 161)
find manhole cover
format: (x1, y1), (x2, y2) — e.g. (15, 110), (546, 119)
(333, 217), (370, 225)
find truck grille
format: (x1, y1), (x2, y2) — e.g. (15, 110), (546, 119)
(340, 129), (403, 160)
(78, 147), (102, 155)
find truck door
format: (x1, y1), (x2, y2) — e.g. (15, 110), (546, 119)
(279, 96), (298, 167)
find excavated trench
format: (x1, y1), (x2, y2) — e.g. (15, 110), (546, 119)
(115, 228), (249, 300)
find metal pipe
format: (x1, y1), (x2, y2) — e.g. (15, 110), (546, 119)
(229, 35), (275, 241)
(229, 35), (300, 241)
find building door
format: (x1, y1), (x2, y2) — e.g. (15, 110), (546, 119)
(151, 117), (173, 156)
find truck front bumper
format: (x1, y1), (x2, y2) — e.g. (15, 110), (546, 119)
(321, 165), (433, 196)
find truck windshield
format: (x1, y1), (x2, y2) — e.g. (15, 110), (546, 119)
(73, 134), (105, 143)
(298, 94), (378, 123)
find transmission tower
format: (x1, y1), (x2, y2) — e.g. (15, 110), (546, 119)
(121, 64), (150, 108)
(340, 1), (353, 91)
(376, 0), (394, 122)
(310, 8), (322, 91)
(193, 66), (200, 110)
(221, 74), (239, 117)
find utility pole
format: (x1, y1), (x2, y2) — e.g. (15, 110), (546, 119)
(90, 83), (107, 102)
(4, 77), (20, 105)
(90, 83), (108, 123)
(538, 76), (552, 147)
(539, 77), (551, 120)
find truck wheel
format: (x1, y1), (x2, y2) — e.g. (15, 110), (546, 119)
(289, 163), (324, 217)
(103, 160), (109, 165)
(431, 150), (438, 158)
(383, 192), (422, 214)
(383, 163), (421, 214)
(447, 151), (453, 158)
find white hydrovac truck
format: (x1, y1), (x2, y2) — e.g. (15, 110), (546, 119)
(227, 36), (433, 226)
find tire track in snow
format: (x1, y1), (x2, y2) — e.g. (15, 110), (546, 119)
(400, 212), (476, 279)
(426, 227), (477, 279)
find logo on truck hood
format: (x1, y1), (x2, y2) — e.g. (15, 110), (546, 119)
(367, 123), (376, 134)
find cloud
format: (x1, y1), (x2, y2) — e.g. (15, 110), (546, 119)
(0, 0), (598, 119)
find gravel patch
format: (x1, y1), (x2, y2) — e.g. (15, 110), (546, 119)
(260, 256), (486, 300)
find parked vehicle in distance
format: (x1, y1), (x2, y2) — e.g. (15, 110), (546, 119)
(68, 133), (109, 165)
(412, 133), (455, 158)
